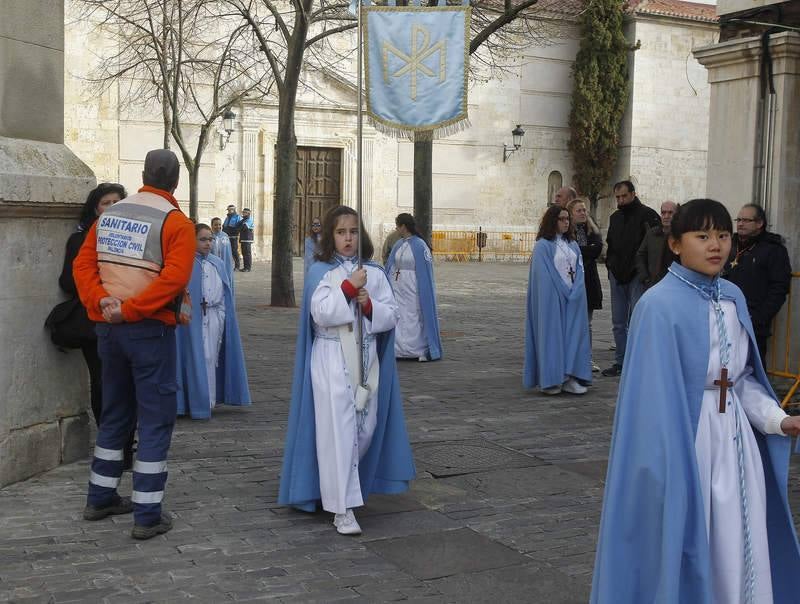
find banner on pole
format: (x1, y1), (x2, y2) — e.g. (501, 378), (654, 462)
(362, 3), (471, 139)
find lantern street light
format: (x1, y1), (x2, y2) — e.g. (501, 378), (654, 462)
(503, 124), (525, 162)
(219, 108), (237, 150)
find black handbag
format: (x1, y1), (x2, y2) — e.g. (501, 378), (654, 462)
(44, 297), (94, 350)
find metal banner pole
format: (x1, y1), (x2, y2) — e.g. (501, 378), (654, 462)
(356, 2), (365, 386)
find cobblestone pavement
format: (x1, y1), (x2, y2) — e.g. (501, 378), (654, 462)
(3, 260), (800, 603)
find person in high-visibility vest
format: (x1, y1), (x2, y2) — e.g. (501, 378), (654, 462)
(73, 149), (195, 540)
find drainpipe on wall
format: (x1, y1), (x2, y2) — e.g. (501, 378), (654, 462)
(752, 30), (777, 217)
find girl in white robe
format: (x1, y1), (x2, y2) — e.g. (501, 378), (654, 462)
(309, 206), (399, 535)
(391, 235), (427, 359)
(199, 255), (225, 409)
(590, 199), (800, 603)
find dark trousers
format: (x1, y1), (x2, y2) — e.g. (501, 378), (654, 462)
(80, 340), (103, 425)
(87, 320), (177, 526)
(756, 335), (768, 370)
(80, 339), (136, 467)
(229, 236), (240, 269)
(241, 240), (252, 271)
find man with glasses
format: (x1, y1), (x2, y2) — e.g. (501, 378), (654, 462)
(723, 203), (791, 364)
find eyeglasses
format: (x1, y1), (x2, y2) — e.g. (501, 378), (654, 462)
(734, 218), (756, 223)
(311, 223), (321, 227)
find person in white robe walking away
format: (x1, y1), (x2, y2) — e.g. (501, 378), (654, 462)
(386, 213), (442, 362)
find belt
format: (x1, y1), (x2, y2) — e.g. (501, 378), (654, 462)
(314, 332), (375, 344)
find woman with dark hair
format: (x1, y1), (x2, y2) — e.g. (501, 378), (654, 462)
(523, 205), (591, 395)
(304, 217), (322, 273)
(385, 213), (442, 361)
(280, 205), (415, 536)
(592, 199), (800, 603)
(567, 198), (603, 372)
(58, 183), (133, 463)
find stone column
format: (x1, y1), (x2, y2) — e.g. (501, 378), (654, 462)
(0, 2), (95, 486)
(695, 30), (800, 376)
(694, 32), (800, 261)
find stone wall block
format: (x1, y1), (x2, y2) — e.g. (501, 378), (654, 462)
(61, 414), (91, 464)
(0, 423), (62, 486)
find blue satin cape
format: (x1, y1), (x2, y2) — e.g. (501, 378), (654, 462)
(211, 232), (235, 289)
(303, 236), (319, 274)
(176, 253), (251, 419)
(591, 262), (800, 603)
(385, 235), (443, 361)
(278, 260), (416, 512)
(523, 237), (591, 388)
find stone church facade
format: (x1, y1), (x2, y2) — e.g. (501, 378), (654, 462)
(64, 0), (718, 257)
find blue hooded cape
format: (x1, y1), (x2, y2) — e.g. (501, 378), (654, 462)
(385, 235), (443, 361)
(304, 236), (320, 274)
(176, 253), (251, 419)
(278, 260), (416, 512)
(591, 262), (800, 603)
(211, 232), (235, 289)
(523, 237), (591, 388)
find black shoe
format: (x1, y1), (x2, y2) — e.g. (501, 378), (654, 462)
(601, 363), (623, 377)
(83, 496), (133, 521)
(131, 512), (173, 540)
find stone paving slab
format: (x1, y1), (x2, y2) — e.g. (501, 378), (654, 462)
(427, 563), (587, 603)
(2, 259), (800, 602)
(364, 527), (529, 580)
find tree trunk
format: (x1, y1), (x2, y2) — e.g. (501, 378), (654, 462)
(188, 164), (199, 222)
(271, 114), (297, 307)
(269, 17), (309, 307)
(413, 139), (433, 246)
(589, 191), (599, 220)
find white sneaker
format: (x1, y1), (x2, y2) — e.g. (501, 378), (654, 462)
(333, 509), (362, 535)
(592, 362), (601, 373)
(562, 377), (588, 395)
(540, 385), (562, 395)
(418, 356), (428, 363)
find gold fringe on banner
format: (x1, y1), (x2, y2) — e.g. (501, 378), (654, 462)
(368, 116), (472, 141)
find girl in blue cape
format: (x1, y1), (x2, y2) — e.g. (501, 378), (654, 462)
(385, 213), (442, 361)
(279, 205), (415, 536)
(175, 224), (251, 419)
(591, 199), (800, 604)
(524, 205), (592, 395)
(303, 217), (322, 274)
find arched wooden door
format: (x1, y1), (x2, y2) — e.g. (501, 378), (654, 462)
(292, 147), (342, 255)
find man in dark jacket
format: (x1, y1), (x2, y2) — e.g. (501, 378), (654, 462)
(222, 205), (242, 270)
(635, 200), (678, 290)
(723, 203), (792, 365)
(602, 181), (660, 377)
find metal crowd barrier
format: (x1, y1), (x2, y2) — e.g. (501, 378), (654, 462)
(431, 229), (537, 263)
(766, 272), (800, 409)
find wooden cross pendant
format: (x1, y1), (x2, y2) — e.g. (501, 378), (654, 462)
(568, 265), (576, 283)
(395, 269), (400, 281)
(714, 367), (734, 413)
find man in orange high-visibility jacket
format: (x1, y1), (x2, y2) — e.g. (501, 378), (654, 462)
(74, 149), (195, 540)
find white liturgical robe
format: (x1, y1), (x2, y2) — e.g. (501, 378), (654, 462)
(200, 257), (225, 408)
(310, 259), (398, 514)
(695, 299), (787, 603)
(390, 238), (427, 358)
